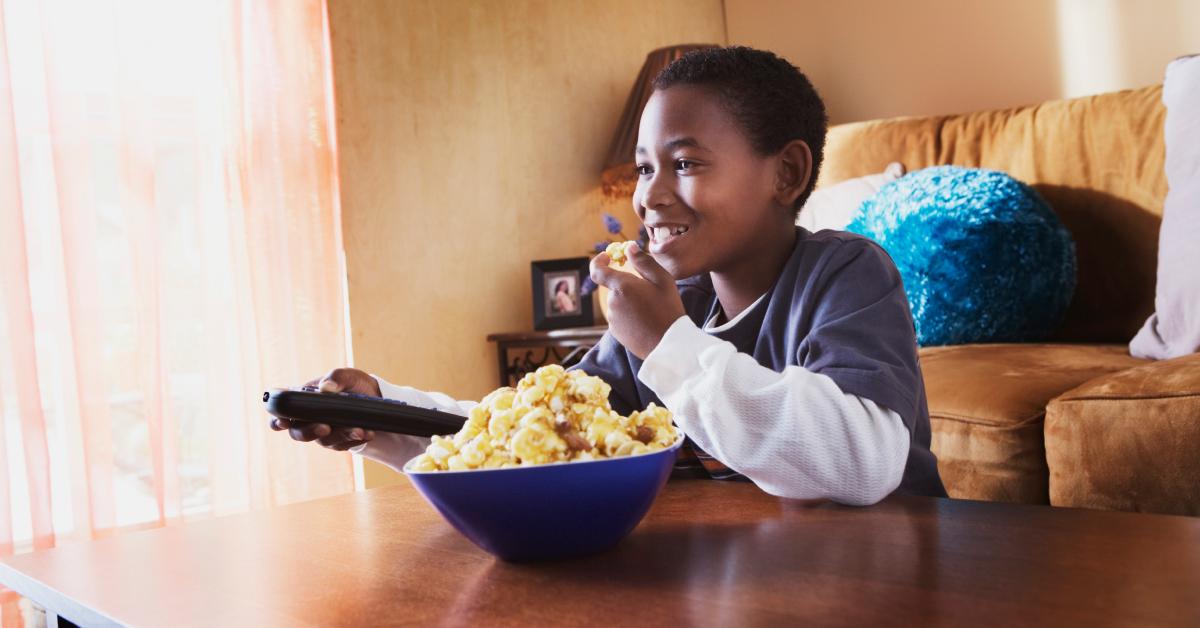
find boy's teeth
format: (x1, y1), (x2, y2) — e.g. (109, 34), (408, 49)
(653, 226), (689, 240)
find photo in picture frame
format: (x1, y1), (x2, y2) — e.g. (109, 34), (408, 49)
(531, 257), (593, 330)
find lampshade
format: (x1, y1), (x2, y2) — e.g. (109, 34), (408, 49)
(600, 44), (718, 198)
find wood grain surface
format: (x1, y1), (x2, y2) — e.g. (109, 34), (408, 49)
(2, 480), (1199, 627)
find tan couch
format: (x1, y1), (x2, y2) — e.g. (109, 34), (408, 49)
(819, 85), (1200, 516)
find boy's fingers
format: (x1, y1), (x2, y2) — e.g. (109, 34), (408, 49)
(327, 439), (367, 451)
(275, 418), (373, 450)
(589, 255), (615, 287)
(317, 375), (343, 393)
(288, 422), (331, 442)
(319, 427), (375, 451)
(318, 367), (359, 393)
(589, 251), (611, 274)
(317, 427), (364, 448)
(626, 243), (672, 286)
(591, 266), (631, 293)
(590, 253), (636, 292)
(318, 367), (381, 396)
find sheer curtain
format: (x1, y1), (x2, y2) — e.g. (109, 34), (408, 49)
(0, 0), (353, 589)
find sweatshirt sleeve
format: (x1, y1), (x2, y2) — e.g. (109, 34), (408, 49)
(347, 375), (476, 473)
(638, 316), (910, 506)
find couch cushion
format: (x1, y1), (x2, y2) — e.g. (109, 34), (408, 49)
(1131, 55), (1200, 360)
(821, 86), (1166, 344)
(848, 166), (1077, 346)
(798, 161), (904, 233)
(920, 344), (1148, 503)
(1046, 352), (1200, 515)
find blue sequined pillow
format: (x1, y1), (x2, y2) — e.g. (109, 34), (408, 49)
(845, 166), (1076, 346)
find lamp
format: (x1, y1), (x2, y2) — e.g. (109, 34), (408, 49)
(600, 44), (718, 198)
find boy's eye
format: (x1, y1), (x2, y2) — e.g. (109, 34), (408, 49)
(636, 164), (653, 176)
(675, 159), (695, 172)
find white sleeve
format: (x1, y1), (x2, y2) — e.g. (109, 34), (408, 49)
(347, 375), (477, 473)
(637, 316), (911, 506)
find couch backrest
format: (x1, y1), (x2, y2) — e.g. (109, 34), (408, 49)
(819, 86), (1167, 344)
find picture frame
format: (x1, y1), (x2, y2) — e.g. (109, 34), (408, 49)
(531, 257), (593, 330)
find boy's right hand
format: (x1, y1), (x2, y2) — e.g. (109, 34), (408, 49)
(270, 367), (382, 451)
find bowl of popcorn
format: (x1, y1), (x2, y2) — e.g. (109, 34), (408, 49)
(404, 364), (683, 562)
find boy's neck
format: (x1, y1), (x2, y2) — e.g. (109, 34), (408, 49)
(709, 225), (797, 321)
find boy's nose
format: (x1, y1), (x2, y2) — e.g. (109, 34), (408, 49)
(637, 177), (676, 212)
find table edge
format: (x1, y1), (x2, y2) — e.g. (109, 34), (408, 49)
(0, 560), (123, 627)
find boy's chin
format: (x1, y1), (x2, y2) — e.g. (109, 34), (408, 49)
(657, 256), (701, 281)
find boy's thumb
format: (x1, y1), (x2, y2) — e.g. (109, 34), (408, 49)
(318, 378), (343, 393)
(627, 243), (670, 286)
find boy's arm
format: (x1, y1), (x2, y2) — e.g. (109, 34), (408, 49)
(638, 316), (910, 506)
(348, 375), (477, 473)
(638, 240), (928, 506)
(565, 331), (642, 417)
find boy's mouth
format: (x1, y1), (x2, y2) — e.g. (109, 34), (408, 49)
(648, 224), (691, 253)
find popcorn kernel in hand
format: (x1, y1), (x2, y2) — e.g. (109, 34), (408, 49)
(605, 240), (635, 265)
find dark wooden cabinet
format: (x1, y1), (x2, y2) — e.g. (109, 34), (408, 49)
(486, 326), (606, 387)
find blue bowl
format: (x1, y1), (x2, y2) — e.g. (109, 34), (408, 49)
(403, 433), (684, 562)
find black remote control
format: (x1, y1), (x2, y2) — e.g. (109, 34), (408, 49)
(263, 387), (466, 438)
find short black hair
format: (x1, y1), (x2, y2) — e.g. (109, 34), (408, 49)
(654, 46), (828, 212)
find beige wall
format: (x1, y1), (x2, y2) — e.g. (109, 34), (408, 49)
(328, 0), (725, 486)
(726, 0), (1200, 124)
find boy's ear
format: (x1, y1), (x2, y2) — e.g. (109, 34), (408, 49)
(773, 139), (813, 209)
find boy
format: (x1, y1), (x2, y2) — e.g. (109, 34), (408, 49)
(273, 47), (946, 505)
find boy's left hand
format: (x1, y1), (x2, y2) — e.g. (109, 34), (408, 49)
(590, 243), (686, 360)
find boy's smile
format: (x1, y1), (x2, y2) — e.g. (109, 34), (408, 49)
(634, 85), (803, 315)
(646, 223), (690, 253)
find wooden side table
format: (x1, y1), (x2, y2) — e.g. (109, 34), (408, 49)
(486, 326), (606, 387)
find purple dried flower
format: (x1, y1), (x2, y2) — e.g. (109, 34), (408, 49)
(593, 240), (611, 253)
(602, 213), (622, 235)
(581, 276), (597, 296)
(637, 226), (649, 247)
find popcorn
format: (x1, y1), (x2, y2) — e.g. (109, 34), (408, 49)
(411, 364), (678, 471)
(605, 240), (635, 265)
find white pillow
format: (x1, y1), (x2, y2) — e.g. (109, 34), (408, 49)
(1131, 54), (1200, 359)
(798, 162), (905, 232)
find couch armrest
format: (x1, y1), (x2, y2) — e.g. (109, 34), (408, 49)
(1045, 352), (1200, 515)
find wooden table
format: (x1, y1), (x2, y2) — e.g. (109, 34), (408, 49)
(2, 480), (1199, 627)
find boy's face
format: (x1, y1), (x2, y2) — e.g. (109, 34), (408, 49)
(633, 85), (787, 280)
